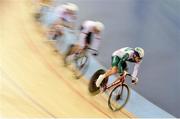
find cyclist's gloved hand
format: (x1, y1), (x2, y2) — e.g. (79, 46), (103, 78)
(132, 77), (138, 84)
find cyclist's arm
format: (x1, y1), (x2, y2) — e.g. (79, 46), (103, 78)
(132, 61), (142, 78)
(78, 32), (87, 48)
(91, 34), (101, 51)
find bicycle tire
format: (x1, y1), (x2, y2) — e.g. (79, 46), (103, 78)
(108, 84), (130, 111)
(74, 54), (89, 79)
(88, 69), (108, 95)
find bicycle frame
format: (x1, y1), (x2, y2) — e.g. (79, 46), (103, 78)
(105, 71), (129, 90)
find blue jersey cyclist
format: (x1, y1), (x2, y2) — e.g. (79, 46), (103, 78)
(96, 47), (145, 87)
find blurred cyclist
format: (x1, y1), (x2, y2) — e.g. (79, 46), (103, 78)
(96, 47), (144, 88)
(33, 0), (53, 20)
(49, 3), (78, 40)
(64, 20), (104, 59)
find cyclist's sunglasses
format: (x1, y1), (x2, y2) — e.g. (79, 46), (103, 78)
(134, 52), (142, 60)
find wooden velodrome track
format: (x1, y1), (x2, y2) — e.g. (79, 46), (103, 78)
(0, 0), (135, 118)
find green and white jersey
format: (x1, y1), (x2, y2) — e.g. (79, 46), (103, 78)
(112, 47), (142, 78)
(112, 47), (134, 59)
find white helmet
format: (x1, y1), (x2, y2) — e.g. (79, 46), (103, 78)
(65, 3), (79, 12)
(134, 47), (144, 58)
(95, 21), (104, 32)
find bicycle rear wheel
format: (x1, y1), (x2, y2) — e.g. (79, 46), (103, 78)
(108, 84), (130, 111)
(88, 69), (108, 95)
(74, 54), (89, 79)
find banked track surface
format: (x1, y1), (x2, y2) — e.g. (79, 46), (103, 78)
(0, 0), (135, 118)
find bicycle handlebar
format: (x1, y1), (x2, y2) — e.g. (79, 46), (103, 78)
(87, 47), (98, 52)
(86, 47), (99, 56)
(126, 73), (138, 80)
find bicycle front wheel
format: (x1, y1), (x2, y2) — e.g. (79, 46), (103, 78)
(108, 84), (130, 111)
(74, 54), (89, 79)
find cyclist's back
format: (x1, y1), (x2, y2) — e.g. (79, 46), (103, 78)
(113, 47), (134, 59)
(79, 20), (104, 52)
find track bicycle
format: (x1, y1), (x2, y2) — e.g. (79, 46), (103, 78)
(89, 69), (137, 111)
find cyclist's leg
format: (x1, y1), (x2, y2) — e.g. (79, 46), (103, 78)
(122, 61), (128, 72)
(117, 60), (127, 75)
(49, 23), (59, 40)
(96, 56), (119, 87)
(102, 56), (120, 77)
(64, 44), (82, 58)
(111, 56), (120, 67)
(53, 24), (64, 40)
(101, 56), (120, 78)
(64, 44), (75, 57)
(64, 44), (76, 65)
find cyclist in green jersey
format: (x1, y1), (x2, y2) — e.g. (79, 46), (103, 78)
(96, 47), (144, 87)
